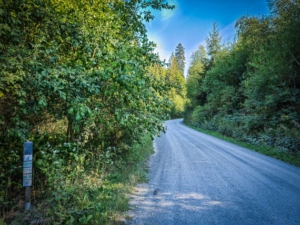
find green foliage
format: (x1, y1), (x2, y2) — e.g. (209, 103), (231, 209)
(175, 43), (185, 77)
(0, 0), (175, 223)
(166, 53), (187, 118)
(7, 135), (154, 224)
(184, 0), (300, 157)
(186, 45), (207, 109)
(206, 22), (222, 66)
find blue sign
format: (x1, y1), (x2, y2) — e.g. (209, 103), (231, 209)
(24, 142), (33, 155)
(23, 167), (32, 174)
(23, 161), (32, 168)
(24, 155), (32, 161)
(23, 174), (32, 179)
(23, 142), (33, 187)
(23, 179), (32, 187)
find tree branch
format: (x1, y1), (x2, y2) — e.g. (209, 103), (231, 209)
(291, 52), (300, 67)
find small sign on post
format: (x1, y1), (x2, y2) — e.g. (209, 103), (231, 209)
(23, 141), (33, 211)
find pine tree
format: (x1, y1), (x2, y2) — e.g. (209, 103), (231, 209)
(175, 43), (185, 78)
(167, 53), (182, 89)
(206, 22), (222, 65)
(166, 52), (187, 118)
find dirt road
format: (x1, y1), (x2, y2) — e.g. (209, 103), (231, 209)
(127, 119), (300, 225)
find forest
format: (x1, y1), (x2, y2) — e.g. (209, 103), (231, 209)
(185, 0), (300, 155)
(0, 0), (177, 224)
(0, 0), (299, 224)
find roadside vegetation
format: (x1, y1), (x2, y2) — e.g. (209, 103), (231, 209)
(149, 43), (187, 119)
(0, 0), (176, 224)
(4, 135), (154, 224)
(184, 0), (300, 159)
(2, 0), (299, 223)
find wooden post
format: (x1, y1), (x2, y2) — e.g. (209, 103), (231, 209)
(25, 187), (31, 211)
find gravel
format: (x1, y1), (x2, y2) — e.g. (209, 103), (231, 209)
(126, 119), (300, 225)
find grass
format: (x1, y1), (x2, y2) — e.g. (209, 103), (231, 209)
(184, 123), (300, 168)
(107, 135), (154, 223)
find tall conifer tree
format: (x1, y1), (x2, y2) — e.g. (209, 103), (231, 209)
(206, 22), (222, 66)
(175, 43), (186, 78)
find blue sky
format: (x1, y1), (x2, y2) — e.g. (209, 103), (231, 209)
(145, 0), (270, 76)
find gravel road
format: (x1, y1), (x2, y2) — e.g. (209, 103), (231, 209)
(127, 119), (300, 225)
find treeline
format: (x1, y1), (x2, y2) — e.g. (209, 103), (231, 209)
(0, 0), (174, 223)
(150, 43), (187, 118)
(185, 0), (300, 154)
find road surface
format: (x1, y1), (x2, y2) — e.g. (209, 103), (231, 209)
(127, 119), (300, 225)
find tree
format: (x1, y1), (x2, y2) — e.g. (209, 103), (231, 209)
(0, 0), (174, 148)
(240, 2), (300, 138)
(167, 54), (185, 96)
(166, 53), (186, 118)
(206, 22), (222, 66)
(175, 43), (186, 77)
(186, 45), (206, 106)
(0, 0), (176, 219)
(185, 2), (300, 153)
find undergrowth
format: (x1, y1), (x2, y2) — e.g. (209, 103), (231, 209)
(2, 135), (154, 225)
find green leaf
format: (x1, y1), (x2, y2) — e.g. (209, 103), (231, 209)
(75, 113), (81, 121)
(68, 108), (74, 114)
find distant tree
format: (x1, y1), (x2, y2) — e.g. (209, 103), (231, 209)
(167, 53), (185, 96)
(175, 43), (186, 77)
(186, 45), (206, 106)
(189, 45), (206, 68)
(168, 52), (175, 64)
(166, 53), (186, 118)
(206, 22), (222, 66)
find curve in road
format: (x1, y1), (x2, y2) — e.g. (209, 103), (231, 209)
(127, 119), (300, 225)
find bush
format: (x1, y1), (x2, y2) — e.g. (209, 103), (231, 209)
(185, 110), (300, 156)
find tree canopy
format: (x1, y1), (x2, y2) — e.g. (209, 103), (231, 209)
(175, 43), (185, 77)
(166, 52), (187, 118)
(184, 0), (300, 154)
(0, 0), (175, 222)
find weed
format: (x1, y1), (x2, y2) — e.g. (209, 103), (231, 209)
(3, 135), (154, 224)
